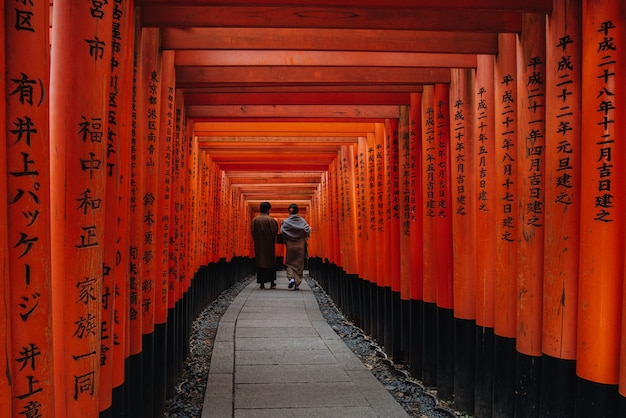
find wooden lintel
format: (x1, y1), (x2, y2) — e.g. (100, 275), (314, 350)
(162, 28), (497, 55)
(187, 105), (400, 119)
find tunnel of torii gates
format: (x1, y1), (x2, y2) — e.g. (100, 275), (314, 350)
(2, 1), (626, 418)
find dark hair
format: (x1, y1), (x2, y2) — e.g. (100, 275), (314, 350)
(288, 203), (298, 214)
(260, 201), (271, 213)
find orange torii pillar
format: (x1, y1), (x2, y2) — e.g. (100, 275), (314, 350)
(364, 132), (378, 339)
(433, 83), (454, 400)
(449, 67), (477, 414)
(374, 123), (387, 344)
(103, 1), (135, 416)
(153, 49), (175, 416)
(6, 2), (54, 416)
(493, 32), (519, 417)
(341, 144), (360, 323)
(356, 136), (370, 334)
(407, 95), (425, 377)
(516, 13), (546, 416)
(0, 3), (9, 411)
(578, 1), (625, 416)
(385, 118), (403, 361)
(542, 0), (581, 415)
(421, 85), (438, 387)
(472, 55), (497, 417)
(167, 90), (186, 386)
(50, 0), (113, 416)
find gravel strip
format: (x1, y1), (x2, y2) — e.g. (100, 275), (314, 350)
(164, 273), (471, 418)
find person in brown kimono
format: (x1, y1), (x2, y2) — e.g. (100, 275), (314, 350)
(251, 201), (279, 289)
(280, 203), (311, 291)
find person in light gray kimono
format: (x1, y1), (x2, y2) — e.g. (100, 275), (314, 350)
(280, 203), (311, 291)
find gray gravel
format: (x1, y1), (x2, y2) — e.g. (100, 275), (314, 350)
(164, 274), (470, 418)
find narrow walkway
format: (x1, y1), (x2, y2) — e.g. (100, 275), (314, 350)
(202, 270), (409, 417)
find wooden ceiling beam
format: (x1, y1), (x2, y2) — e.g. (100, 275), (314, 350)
(182, 85), (424, 94)
(194, 121), (377, 135)
(161, 28), (497, 55)
(142, 6), (522, 32)
(175, 66), (451, 87)
(174, 50), (477, 68)
(186, 105), (399, 119)
(184, 92), (410, 106)
(137, 0), (552, 12)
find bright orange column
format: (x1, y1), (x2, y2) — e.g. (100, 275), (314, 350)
(449, 67), (477, 413)
(408, 95), (423, 305)
(50, 0), (113, 415)
(493, 32), (519, 417)
(6, 1), (55, 416)
(386, 118), (401, 295)
(398, 106), (412, 302)
(420, 85), (438, 387)
(450, 68), (476, 322)
(541, 0), (582, 415)
(102, 1), (135, 413)
(473, 56), (496, 329)
(578, 0), (625, 406)
(0, 3), (10, 412)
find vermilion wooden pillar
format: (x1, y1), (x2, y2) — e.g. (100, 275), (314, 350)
(408, 94), (424, 377)
(103, 2), (135, 416)
(578, 1), (625, 416)
(6, 1), (54, 416)
(542, 0), (581, 415)
(421, 85), (438, 387)
(493, 32), (519, 417)
(356, 136), (369, 333)
(449, 67), (476, 414)
(374, 123), (386, 344)
(50, 0), (113, 415)
(0, 3), (10, 411)
(516, 13), (546, 416)
(385, 118), (402, 361)
(433, 83), (454, 401)
(397, 106), (412, 365)
(154, 49), (175, 417)
(472, 55), (496, 417)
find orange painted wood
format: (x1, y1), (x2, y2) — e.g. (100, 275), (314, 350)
(516, 12), (546, 357)
(0, 4), (11, 412)
(578, 0), (625, 385)
(184, 92), (411, 106)
(186, 105), (400, 120)
(176, 66), (452, 87)
(139, 0), (552, 9)
(408, 93), (424, 301)
(356, 136), (369, 280)
(50, 0), (112, 414)
(386, 119), (401, 293)
(156, 50), (175, 326)
(433, 84), (453, 310)
(142, 5), (522, 33)
(162, 27), (498, 55)
(365, 132), (378, 284)
(341, 145), (359, 275)
(473, 56), (496, 328)
(374, 123), (386, 287)
(175, 50), (477, 69)
(100, 0), (135, 408)
(139, 28), (162, 336)
(493, 33), (519, 339)
(450, 68), (477, 321)
(398, 106), (412, 301)
(6, 1), (55, 415)
(421, 85), (437, 305)
(543, 0), (581, 362)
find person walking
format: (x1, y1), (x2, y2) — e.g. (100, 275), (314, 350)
(251, 201), (279, 289)
(280, 203), (311, 291)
